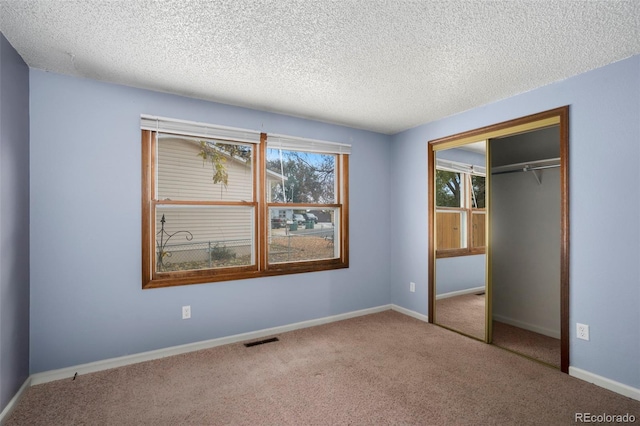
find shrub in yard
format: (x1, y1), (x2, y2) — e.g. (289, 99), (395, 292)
(210, 243), (235, 261)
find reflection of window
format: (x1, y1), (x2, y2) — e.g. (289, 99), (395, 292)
(435, 160), (485, 257)
(142, 116), (350, 289)
(471, 175), (485, 208)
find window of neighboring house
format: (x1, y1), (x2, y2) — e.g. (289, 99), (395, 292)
(141, 116), (350, 289)
(435, 160), (485, 257)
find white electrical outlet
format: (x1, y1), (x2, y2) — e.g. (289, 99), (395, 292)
(182, 305), (191, 320)
(410, 282), (416, 293)
(576, 323), (589, 341)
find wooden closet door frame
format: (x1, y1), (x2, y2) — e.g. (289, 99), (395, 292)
(428, 106), (569, 373)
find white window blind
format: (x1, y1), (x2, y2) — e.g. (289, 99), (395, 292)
(141, 115), (261, 144)
(267, 134), (351, 155)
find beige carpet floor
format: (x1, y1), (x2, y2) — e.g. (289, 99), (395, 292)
(435, 293), (485, 340)
(492, 321), (561, 368)
(7, 310), (639, 425)
(435, 292), (562, 368)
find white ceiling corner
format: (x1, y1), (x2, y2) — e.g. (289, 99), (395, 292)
(1, 0), (639, 134)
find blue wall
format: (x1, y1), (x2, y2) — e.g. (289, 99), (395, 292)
(0, 34), (30, 411)
(435, 255), (485, 296)
(390, 55), (640, 389)
(28, 70), (391, 373)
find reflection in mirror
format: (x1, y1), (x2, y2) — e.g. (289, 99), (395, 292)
(434, 142), (487, 340)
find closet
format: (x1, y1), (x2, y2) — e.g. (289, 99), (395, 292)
(490, 127), (561, 367)
(428, 107), (569, 373)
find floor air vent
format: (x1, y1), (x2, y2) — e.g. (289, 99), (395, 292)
(244, 337), (279, 347)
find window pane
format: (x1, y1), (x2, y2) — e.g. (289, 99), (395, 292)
(436, 211), (466, 250)
(266, 148), (336, 203)
(471, 175), (485, 208)
(157, 135), (253, 202)
(155, 206), (254, 272)
(472, 212), (485, 248)
(268, 207), (338, 263)
(436, 170), (462, 207)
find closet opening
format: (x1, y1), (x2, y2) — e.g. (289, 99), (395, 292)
(428, 106), (569, 373)
(490, 126), (562, 368)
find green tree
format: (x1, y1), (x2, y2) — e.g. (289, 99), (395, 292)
(436, 170), (461, 207)
(471, 175), (485, 208)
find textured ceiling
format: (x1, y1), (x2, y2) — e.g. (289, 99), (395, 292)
(1, 1), (639, 134)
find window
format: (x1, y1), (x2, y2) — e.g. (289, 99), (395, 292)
(435, 159), (485, 257)
(142, 116), (349, 288)
(266, 146), (340, 266)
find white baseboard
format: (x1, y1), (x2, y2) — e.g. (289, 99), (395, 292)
(0, 376), (31, 425)
(31, 304), (392, 385)
(391, 304), (429, 322)
(436, 286), (485, 300)
(570, 367), (640, 401)
(492, 313), (560, 339)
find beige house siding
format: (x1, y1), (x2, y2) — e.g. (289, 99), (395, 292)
(157, 137), (253, 201)
(156, 137), (256, 263)
(156, 206), (254, 246)
(155, 136), (286, 266)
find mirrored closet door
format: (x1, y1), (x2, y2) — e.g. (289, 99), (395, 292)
(432, 141), (488, 341)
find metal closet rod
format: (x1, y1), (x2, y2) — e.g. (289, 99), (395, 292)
(490, 157), (560, 175)
(491, 163), (559, 175)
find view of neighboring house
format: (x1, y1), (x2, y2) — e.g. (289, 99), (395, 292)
(156, 135), (332, 271)
(157, 135), (253, 250)
(156, 135), (285, 269)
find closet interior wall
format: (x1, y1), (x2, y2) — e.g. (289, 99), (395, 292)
(490, 126), (561, 339)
